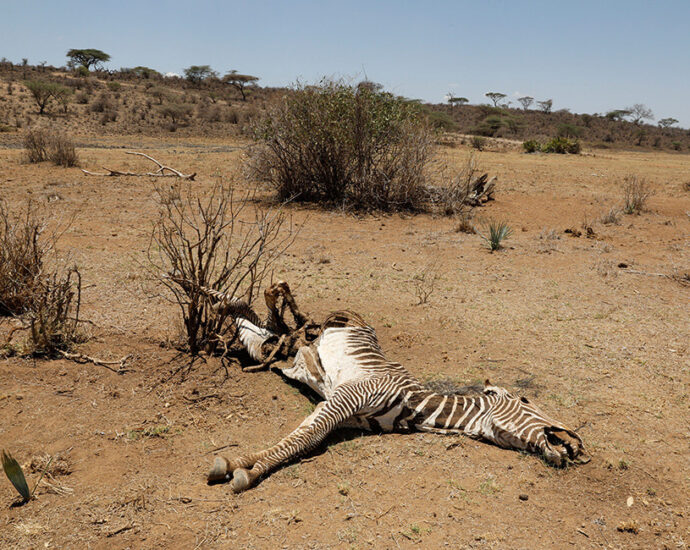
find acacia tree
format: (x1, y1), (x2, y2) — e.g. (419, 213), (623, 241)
(658, 117), (678, 129)
(485, 92), (506, 107)
(223, 70), (259, 101)
(606, 109), (632, 121)
(517, 96), (533, 110)
(627, 104), (654, 124)
(66, 49), (110, 71)
(447, 95), (468, 110)
(184, 65), (217, 86)
(537, 99), (553, 113)
(24, 80), (71, 115)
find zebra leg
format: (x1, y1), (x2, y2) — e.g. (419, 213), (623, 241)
(208, 381), (369, 492)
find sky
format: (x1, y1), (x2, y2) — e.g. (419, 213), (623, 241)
(3, 0), (690, 127)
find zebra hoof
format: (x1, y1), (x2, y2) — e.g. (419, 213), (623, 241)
(230, 468), (252, 493)
(207, 456), (230, 484)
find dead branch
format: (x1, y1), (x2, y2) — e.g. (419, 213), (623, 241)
(58, 350), (132, 374)
(81, 151), (196, 180)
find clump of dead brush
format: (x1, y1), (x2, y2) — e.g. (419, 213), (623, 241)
(0, 199), (84, 357)
(0, 200), (45, 316)
(23, 127), (79, 167)
(147, 180), (298, 355)
(430, 154), (493, 233)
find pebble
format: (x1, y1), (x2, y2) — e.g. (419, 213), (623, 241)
(519, 494), (529, 501)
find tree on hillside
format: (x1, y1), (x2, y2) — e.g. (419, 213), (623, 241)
(184, 65), (217, 86)
(627, 103), (654, 125)
(24, 80), (71, 114)
(447, 95), (468, 110)
(537, 99), (553, 113)
(66, 49), (111, 71)
(223, 70), (259, 101)
(130, 66), (160, 79)
(606, 109), (632, 121)
(357, 80), (383, 93)
(517, 96), (533, 110)
(485, 92), (506, 107)
(658, 117), (678, 129)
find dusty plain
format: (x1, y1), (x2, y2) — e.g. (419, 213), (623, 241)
(0, 137), (688, 549)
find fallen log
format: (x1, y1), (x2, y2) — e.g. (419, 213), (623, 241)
(81, 151), (196, 180)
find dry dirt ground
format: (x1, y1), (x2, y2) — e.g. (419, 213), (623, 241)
(0, 138), (688, 549)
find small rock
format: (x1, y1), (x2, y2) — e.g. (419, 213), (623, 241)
(627, 496), (634, 507)
(519, 494), (529, 501)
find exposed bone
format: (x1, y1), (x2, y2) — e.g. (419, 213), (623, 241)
(58, 350), (132, 374)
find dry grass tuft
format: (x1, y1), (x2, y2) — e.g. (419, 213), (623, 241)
(600, 206), (621, 225)
(622, 175), (651, 214)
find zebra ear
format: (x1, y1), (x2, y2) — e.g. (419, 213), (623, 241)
(484, 379), (492, 388)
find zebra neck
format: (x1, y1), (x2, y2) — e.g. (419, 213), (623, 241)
(406, 390), (488, 435)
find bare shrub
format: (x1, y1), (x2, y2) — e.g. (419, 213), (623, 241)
(247, 80), (434, 212)
(23, 128), (50, 162)
(147, 181), (298, 355)
(0, 200), (83, 356)
(23, 128), (79, 166)
(0, 200), (45, 315)
(26, 267), (83, 356)
(48, 133), (79, 167)
(90, 92), (113, 113)
(622, 175), (651, 214)
(411, 262), (441, 305)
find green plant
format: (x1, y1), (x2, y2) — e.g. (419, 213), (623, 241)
(557, 123), (583, 138)
(423, 108), (457, 131)
(66, 48), (110, 71)
(479, 219), (512, 251)
(542, 137), (581, 154)
(223, 70), (259, 101)
(107, 81), (121, 92)
(672, 141), (682, 151)
(522, 139), (540, 153)
(159, 103), (193, 129)
(248, 79), (434, 211)
(470, 136), (486, 150)
(473, 114), (503, 136)
(24, 80), (72, 115)
(2, 450), (52, 503)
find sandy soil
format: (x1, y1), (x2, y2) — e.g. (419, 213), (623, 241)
(0, 139), (688, 549)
